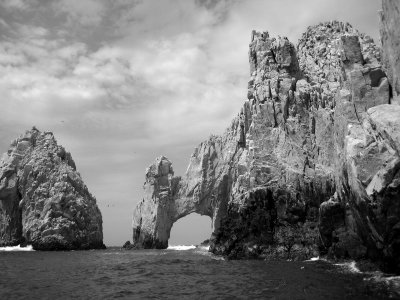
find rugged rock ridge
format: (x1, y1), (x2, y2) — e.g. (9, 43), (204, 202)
(132, 18), (400, 272)
(0, 128), (105, 250)
(132, 132), (236, 248)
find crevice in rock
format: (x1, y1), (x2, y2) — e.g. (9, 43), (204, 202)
(389, 82), (393, 103)
(270, 49), (277, 64)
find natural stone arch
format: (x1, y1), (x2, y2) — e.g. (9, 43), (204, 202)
(168, 212), (213, 246)
(132, 133), (237, 249)
(132, 156), (221, 248)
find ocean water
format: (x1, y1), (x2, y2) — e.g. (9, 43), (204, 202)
(0, 246), (398, 299)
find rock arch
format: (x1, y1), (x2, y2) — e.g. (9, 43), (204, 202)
(132, 131), (238, 249)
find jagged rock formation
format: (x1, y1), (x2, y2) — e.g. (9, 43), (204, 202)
(132, 152), (233, 248)
(132, 11), (400, 272)
(0, 128), (105, 250)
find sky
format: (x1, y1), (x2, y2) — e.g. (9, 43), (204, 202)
(0, 0), (381, 246)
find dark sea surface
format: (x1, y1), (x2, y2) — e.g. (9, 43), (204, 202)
(0, 246), (399, 299)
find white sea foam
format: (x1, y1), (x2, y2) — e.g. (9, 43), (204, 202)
(334, 261), (361, 273)
(364, 273), (400, 297)
(194, 248), (225, 260)
(210, 255), (225, 261)
(305, 256), (320, 262)
(167, 245), (196, 250)
(0, 245), (34, 252)
(197, 245), (210, 251)
(373, 275), (400, 289)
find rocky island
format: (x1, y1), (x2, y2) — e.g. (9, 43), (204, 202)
(132, 2), (400, 273)
(0, 128), (105, 250)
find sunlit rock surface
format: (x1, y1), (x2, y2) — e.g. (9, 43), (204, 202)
(133, 16), (400, 272)
(0, 128), (105, 250)
(380, 0), (400, 105)
(132, 150), (232, 248)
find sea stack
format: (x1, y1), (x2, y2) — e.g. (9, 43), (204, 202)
(132, 7), (400, 273)
(0, 128), (105, 250)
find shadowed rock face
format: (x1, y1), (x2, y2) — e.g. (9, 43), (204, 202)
(0, 128), (105, 250)
(132, 17), (400, 272)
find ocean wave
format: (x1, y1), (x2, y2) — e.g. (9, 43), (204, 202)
(197, 245), (210, 251)
(210, 255), (225, 261)
(363, 272), (400, 298)
(0, 245), (34, 252)
(305, 256), (320, 262)
(334, 261), (361, 273)
(167, 245), (196, 251)
(194, 248), (225, 260)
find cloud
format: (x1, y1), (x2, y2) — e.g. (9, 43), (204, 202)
(17, 24), (48, 38)
(0, 0), (31, 10)
(53, 0), (106, 26)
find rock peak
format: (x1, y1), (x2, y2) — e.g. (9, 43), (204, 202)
(0, 128), (105, 250)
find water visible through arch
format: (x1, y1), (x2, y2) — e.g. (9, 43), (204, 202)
(168, 213), (212, 246)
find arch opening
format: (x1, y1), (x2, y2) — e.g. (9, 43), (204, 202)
(168, 213), (212, 246)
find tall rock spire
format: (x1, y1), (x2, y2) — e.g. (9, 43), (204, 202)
(0, 128), (105, 250)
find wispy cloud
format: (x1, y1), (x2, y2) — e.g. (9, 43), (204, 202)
(0, 0), (32, 10)
(53, 0), (105, 26)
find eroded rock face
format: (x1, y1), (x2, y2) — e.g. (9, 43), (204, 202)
(132, 156), (177, 249)
(380, 0), (400, 105)
(0, 128), (105, 250)
(132, 140), (235, 248)
(132, 19), (400, 272)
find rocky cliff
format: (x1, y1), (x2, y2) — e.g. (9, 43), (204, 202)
(380, 0), (400, 105)
(0, 128), (105, 250)
(132, 7), (400, 272)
